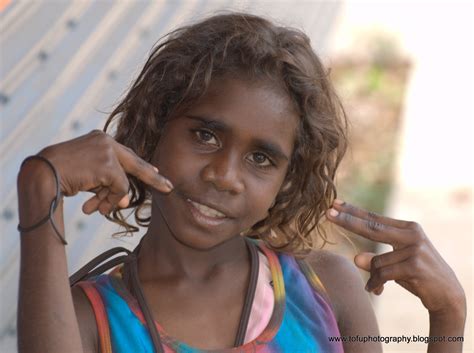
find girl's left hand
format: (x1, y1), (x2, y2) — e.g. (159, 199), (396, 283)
(325, 199), (466, 316)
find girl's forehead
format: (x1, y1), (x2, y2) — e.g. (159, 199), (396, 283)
(193, 77), (297, 124)
(185, 77), (299, 146)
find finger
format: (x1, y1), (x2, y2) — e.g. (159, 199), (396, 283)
(98, 199), (115, 215)
(354, 252), (375, 272)
(332, 199), (412, 229)
(112, 142), (174, 193)
(354, 253), (384, 294)
(84, 193), (129, 215)
(96, 172), (131, 208)
(354, 253), (386, 295)
(366, 261), (412, 292)
(370, 247), (414, 270)
(96, 187), (109, 201)
(367, 276), (388, 293)
(366, 249), (414, 291)
(373, 284), (384, 295)
(117, 194), (130, 208)
(326, 207), (406, 245)
(82, 187), (110, 214)
(102, 192), (129, 213)
(82, 195), (101, 214)
(86, 186), (102, 194)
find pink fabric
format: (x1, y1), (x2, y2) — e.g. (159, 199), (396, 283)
(244, 250), (275, 343)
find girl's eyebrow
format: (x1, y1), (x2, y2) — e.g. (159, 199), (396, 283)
(254, 139), (289, 162)
(185, 114), (289, 162)
(185, 114), (229, 133)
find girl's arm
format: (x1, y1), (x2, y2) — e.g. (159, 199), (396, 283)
(17, 130), (173, 353)
(17, 160), (88, 353)
(325, 199), (466, 353)
(308, 250), (383, 353)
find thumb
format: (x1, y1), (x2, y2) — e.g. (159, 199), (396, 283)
(354, 252), (376, 272)
(118, 194), (130, 208)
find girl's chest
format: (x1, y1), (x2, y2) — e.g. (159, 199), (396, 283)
(141, 279), (248, 349)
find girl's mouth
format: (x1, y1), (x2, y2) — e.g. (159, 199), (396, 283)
(186, 198), (229, 227)
(188, 199), (226, 218)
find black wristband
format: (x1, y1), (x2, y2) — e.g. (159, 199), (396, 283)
(17, 155), (67, 245)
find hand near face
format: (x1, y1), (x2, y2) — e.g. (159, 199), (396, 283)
(326, 199), (466, 316)
(34, 130), (174, 216)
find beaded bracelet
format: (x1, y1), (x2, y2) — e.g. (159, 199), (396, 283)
(17, 155), (68, 245)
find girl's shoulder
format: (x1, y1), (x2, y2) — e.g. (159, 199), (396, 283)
(304, 249), (381, 351)
(70, 265), (122, 353)
(303, 250), (370, 322)
(71, 283), (99, 353)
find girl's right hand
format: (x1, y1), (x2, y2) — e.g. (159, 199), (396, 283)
(35, 129), (173, 215)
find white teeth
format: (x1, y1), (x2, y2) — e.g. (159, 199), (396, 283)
(188, 199), (226, 218)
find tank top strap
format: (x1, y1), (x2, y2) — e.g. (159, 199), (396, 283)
(244, 248), (274, 343)
(251, 239), (334, 311)
(294, 257), (339, 313)
(251, 239), (329, 298)
(76, 280), (114, 353)
(295, 258), (328, 294)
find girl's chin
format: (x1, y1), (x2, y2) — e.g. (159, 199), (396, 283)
(168, 230), (244, 251)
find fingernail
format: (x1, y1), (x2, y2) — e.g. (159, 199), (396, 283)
(329, 208), (339, 217)
(374, 287), (384, 296)
(153, 166), (159, 173)
(165, 179), (174, 190)
(334, 199), (345, 205)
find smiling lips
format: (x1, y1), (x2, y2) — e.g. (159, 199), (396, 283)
(187, 198), (227, 219)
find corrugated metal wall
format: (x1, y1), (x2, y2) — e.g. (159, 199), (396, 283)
(0, 1), (341, 350)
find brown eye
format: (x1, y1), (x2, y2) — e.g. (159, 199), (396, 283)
(195, 129), (218, 146)
(249, 152), (272, 167)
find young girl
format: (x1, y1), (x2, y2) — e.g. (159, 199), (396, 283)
(17, 12), (465, 353)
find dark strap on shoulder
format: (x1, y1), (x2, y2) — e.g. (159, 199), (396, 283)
(234, 238), (259, 345)
(117, 241), (164, 353)
(69, 247), (131, 286)
(128, 252), (165, 353)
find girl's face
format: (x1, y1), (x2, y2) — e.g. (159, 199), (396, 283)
(150, 77), (299, 250)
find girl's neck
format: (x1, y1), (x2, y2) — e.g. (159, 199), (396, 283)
(136, 219), (249, 283)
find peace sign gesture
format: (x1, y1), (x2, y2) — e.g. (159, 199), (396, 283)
(325, 199), (466, 319)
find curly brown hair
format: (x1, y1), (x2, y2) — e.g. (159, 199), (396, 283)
(103, 12), (348, 255)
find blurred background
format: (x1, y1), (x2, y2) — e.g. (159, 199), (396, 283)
(0, 1), (472, 352)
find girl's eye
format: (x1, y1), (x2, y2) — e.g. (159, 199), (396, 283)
(249, 152), (273, 168)
(194, 129), (219, 146)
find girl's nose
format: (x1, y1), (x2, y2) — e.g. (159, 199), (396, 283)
(200, 151), (245, 194)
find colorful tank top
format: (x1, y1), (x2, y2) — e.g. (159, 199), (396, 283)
(77, 242), (344, 353)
